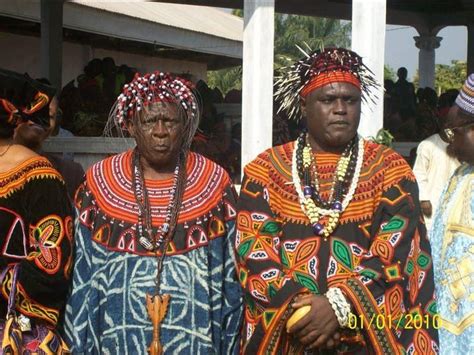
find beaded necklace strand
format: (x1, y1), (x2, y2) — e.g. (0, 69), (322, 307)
(292, 134), (364, 239)
(132, 149), (179, 251)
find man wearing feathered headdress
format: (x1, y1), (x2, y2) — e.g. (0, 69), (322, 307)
(235, 48), (438, 354)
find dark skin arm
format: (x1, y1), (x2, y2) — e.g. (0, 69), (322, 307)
(287, 294), (340, 349)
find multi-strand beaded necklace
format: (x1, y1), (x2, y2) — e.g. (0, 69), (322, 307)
(132, 149), (179, 251)
(292, 133), (364, 239)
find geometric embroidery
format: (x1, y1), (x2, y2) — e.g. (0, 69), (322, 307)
(208, 216), (225, 239)
(385, 264), (403, 282)
(262, 309), (277, 330)
(381, 216), (407, 233)
(0, 207), (27, 259)
(236, 141), (438, 353)
(331, 238), (353, 270)
(29, 215), (64, 275)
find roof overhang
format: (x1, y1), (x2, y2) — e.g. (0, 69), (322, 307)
(157, 0), (474, 31)
(0, 1), (243, 69)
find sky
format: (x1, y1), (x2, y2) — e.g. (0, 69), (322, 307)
(220, 8), (468, 82)
(384, 25), (467, 80)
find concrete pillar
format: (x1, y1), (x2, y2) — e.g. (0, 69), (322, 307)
(241, 0), (274, 170)
(414, 33), (442, 89)
(40, 0), (64, 91)
(351, 0), (386, 138)
(468, 24), (474, 75)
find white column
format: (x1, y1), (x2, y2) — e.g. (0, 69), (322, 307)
(468, 24), (474, 75)
(241, 0), (274, 171)
(414, 34), (442, 89)
(351, 0), (386, 138)
(40, 0), (64, 90)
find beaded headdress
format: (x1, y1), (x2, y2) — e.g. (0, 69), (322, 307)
(274, 47), (378, 121)
(106, 71), (200, 150)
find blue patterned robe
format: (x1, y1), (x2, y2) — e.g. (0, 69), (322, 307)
(64, 151), (242, 354)
(431, 164), (474, 354)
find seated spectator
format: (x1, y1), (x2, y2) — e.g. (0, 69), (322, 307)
(438, 89), (459, 118)
(417, 87), (439, 140)
(226, 122), (242, 183)
(224, 89), (242, 103)
(394, 108), (418, 141)
(58, 79), (82, 134)
(100, 57), (118, 107)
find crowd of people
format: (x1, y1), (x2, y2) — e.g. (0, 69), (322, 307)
(44, 57), (462, 184)
(56, 57), (136, 137)
(384, 67), (459, 145)
(0, 46), (473, 355)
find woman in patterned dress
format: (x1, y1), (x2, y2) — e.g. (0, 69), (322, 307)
(64, 72), (242, 354)
(0, 69), (73, 353)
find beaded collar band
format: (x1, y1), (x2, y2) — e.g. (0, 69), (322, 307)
(275, 47), (379, 121)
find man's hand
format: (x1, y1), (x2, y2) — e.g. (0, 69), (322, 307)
(287, 294), (339, 349)
(420, 200), (432, 218)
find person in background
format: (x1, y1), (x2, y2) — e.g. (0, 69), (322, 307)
(430, 73), (474, 355)
(413, 96), (460, 232)
(36, 78), (75, 160)
(0, 68), (72, 353)
(392, 67), (416, 113)
(416, 87), (439, 141)
(437, 89), (459, 119)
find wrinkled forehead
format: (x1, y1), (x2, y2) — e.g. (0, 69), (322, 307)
(140, 101), (181, 119)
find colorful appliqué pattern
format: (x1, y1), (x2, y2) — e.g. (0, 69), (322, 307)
(76, 150), (237, 256)
(236, 141), (438, 354)
(0, 156), (72, 327)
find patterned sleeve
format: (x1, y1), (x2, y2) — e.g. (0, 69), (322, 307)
(2, 177), (73, 326)
(236, 174), (308, 353)
(334, 162), (439, 353)
(210, 183), (243, 354)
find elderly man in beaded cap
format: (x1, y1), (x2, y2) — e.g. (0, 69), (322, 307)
(235, 48), (438, 354)
(64, 71), (242, 354)
(430, 73), (474, 355)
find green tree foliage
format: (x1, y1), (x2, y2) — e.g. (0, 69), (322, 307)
(207, 12), (351, 95)
(207, 66), (242, 95)
(384, 65), (396, 81)
(434, 60), (467, 94)
(273, 16), (350, 69)
(413, 60), (467, 94)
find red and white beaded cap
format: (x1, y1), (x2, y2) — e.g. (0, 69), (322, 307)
(105, 71), (201, 150)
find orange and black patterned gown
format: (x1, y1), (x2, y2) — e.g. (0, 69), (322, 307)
(236, 140), (439, 354)
(0, 156), (73, 351)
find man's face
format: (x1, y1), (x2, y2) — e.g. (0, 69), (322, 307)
(301, 82), (361, 151)
(446, 106), (474, 165)
(128, 101), (184, 170)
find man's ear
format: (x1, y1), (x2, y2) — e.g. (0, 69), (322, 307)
(300, 97), (307, 118)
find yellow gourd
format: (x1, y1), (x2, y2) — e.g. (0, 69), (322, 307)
(286, 305), (311, 332)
